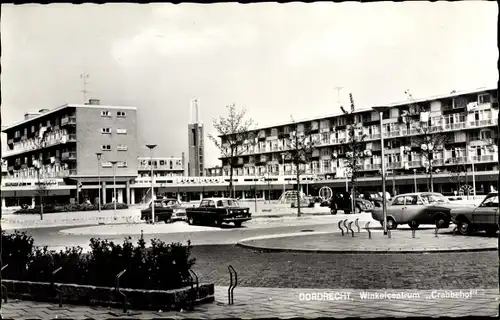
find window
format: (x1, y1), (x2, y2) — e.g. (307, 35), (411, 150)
(117, 145), (128, 151)
(478, 93), (491, 105)
(116, 128), (127, 134)
(101, 145), (111, 151)
(404, 195), (418, 205)
(23, 128), (27, 135)
(117, 111), (127, 118)
(31, 125), (35, 133)
(118, 161), (127, 168)
(481, 195), (499, 207)
(101, 111), (111, 117)
(392, 196), (405, 206)
(101, 128), (111, 134)
(160, 160), (165, 166)
(101, 161), (112, 168)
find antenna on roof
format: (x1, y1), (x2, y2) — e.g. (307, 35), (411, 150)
(334, 86), (343, 107)
(80, 73), (90, 103)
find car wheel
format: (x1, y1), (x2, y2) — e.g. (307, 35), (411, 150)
(434, 215), (448, 229)
(188, 217), (195, 225)
(386, 217), (397, 230)
(234, 221), (243, 227)
(330, 209), (337, 215)
(457, 219), (471, 235)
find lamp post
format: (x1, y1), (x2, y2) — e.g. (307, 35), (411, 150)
(413, 169), (417, 193)
(372, 106), (390, 235)
(281, 153), (286, 195)
(109, 160), (118, 212)
(95, 153), (102, 212)
(146, 144), (157, 224)
(468, 146), (476, 197)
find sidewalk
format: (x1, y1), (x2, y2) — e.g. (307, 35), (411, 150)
(1, 286), (497, 319)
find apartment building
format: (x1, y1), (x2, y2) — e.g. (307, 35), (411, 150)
(1, 99), (138, 207)
(205, 166), (223, 177)
(217, 87), (499, 196)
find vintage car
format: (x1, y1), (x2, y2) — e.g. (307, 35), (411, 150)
(451, 192), (499, 236)
(329, 193), (374, 214)
(370, 192), (458, 229)
(140, 198), (187, 223)
(185, 197), (252, 227)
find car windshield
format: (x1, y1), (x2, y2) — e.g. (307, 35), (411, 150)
(216, 199), (239, 207)
(481, 194), (499, 207)
(421, 194), (449, 204)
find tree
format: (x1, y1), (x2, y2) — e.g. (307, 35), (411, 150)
(209, 104), (256, 198)
(405, 90), (448, 193)
(284, 117), (315, 217)
(341, 93), (369, 211)
(447, 157), (467, 195)
(32, 127), (53, 220)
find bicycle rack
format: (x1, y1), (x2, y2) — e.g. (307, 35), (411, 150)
(342, 219), (348, 232)
(115, 269), (128, 313)
(348, 221), (355, 237)
(338, 221), (344, 236)
(50, 267), (63, 307)
(355, 218), (360, 233)
(188, 269), (199, 309)
(365, 222), (371, 239)
(1, 264), (8, 303)
(228, 265), (238, 305)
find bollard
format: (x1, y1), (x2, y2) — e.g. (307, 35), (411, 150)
(435, 227), (439, 238)
(365, 222), (371, 239)
(387, 229), (391, 239)
(51, 267), (63, 307)
(228, 265), (238, 305)
(355, 218), (360, 233)
(338, 221), (344, 236)
(348, 221), (355, 237)
(412, 229), (416, 239)
(453, 226), (457, 236)
(410, 221), (417, 239)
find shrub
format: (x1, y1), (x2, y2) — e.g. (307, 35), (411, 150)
(78, 203), (96, 211)
(1, 231), (195, 291)
(102, 202), (128, 210)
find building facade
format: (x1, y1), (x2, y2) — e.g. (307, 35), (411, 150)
(1, 99), (138, 207)
(188, 98), (205, 176)
(216, 87), (499, 197)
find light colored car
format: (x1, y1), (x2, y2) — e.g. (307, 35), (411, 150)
(451, 192), (499, 236)
(371, 192), (459, 229)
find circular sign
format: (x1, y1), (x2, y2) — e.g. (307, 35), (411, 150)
(319, 186), (333, 201)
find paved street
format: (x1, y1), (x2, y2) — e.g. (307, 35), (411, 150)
(2, 287), (498, 319)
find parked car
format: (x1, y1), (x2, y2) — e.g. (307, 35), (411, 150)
(370, 192), (458, 229)
(330, 193), (374, 214)
(140, 198), (187, 223)
(185, 197), (252, 227)
(451, 192), (498, 236)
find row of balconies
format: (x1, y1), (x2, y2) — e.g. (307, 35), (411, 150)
(226, 117), (498, 157)
(137, 165), (184, 171)
(3, 132), (77, 158)
(3, 168), (77, 181)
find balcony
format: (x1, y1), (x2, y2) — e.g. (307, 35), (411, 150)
(472, 154), (497, 163)
(364, 164), (381, 171)
(386, 162), (401, 170)
(61, 116), (76, 126)
(3, 132), (77, 158)
(7, 138), (14, 145)
(61, 152), (77, 161)
(407, 161), (421, 168)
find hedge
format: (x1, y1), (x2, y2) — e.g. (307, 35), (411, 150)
(13, 202), (129, 214)
(1, 230), (196, 291)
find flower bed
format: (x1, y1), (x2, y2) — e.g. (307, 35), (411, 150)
(13, 202), (129, 214)
(1, 231), (214, 310)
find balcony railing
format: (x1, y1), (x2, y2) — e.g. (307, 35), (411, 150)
(61, 116), (76, 126)
(386, 162), (401, 169)
(61, 152), (77, 161)
(3, 133), (77, 158)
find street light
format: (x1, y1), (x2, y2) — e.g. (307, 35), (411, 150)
(146, 144), (157, 224)
(281, 153), (286, 195)
(372, 105), (390, 236)
(468, 146), (476, 197)
(95, 153), (102, 212)
(109, 160), (118, 212)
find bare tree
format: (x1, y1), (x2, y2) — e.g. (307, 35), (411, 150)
(284, 117), (315, 217)
(341, 93), (369, 212)
(32, 127), (53, 220)
(447, 157), (467, 195)
(208, 104), (256, 198)
(405, 90), (448, 193)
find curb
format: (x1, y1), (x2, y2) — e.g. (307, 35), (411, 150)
(236, 231), (498, 254)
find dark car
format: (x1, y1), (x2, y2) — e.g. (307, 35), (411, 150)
(185, 197), (252, 227)
(140, 198), (187, 223)
(329, 192), (374, 214)
(451, 192), (498, 236)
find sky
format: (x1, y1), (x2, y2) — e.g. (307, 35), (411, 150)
(1, 2), (498, 167)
